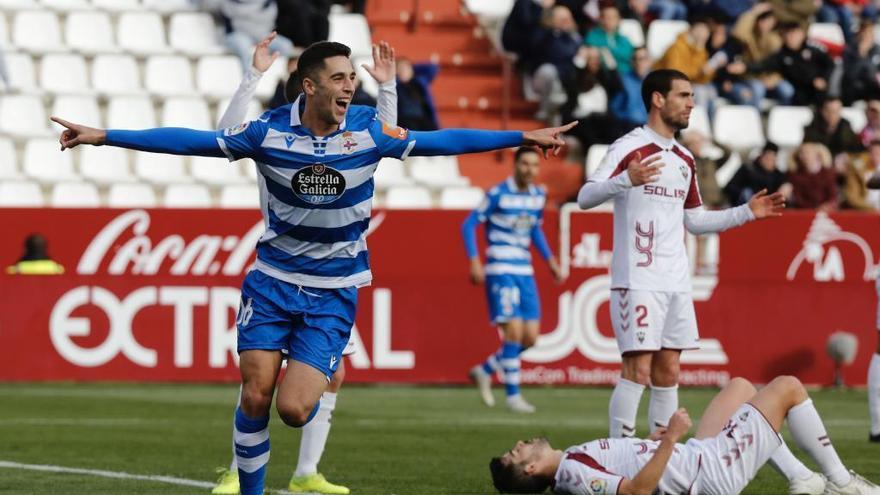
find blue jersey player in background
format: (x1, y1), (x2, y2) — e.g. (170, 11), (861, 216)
(52, 40), (575, 495)
(463, 147), (564, 413)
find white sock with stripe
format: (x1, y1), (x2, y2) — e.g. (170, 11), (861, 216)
(234, 407), (270, 495)
(647, 384), (678, 434)
(787, 399), (850, 486)
(294, 392), (337, 477)
(869, 353), (880, 436)
(768, 442), (814, 481)
(609, 378), (644, 438)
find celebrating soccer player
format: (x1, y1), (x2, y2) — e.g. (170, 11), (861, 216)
(463, 147), (563, 413)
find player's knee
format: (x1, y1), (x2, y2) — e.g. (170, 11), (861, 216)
(277, 401), (313, 428)
(728, 377), (757, 396)
(521, 334), (537, 349)
(623, 363), (652, 385)
(240, 386), (273, 416)
(772, 375), (807, 403)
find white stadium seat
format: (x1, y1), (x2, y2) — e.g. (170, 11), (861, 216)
(712, 105), (764, 151)
(80, 146), (134, 185)
(41, 0), (92, 11)
(329, 13), (372, 58)
(0, 12), (9, 46)
(585, 144), (609, 178)
(255, 58), (288, 100)
(40, 54), (91, 95)
(169, 12), (224, 56)
(92, 0), (142, 11)
(572, 85), (608, 118)
(463, 0), (514, 20)
(215, 98), (263, 127)
(767, 106), (813, 148)
(145, 55), (195, 97)
(108, 182), (157, 207)
(142, 0), (196, 14)
(14, 10), (67, 53)
(0, 95), (51, 138)
(51, 96), (102, 133)
(92, 55), (142, 96)
(163, 183), (211, 208)
(842, 107), (867, 134)
(646, 20), (689, 60)
(373, 157), (413, 189)
(191, 156), (247, 185)
(117, 12), (170, 55)
(0, 137), (20, 179)
(3, 53), (39, 93)
(134, 153), (190, 184)
(196, 56), (243, 99)
(0, 180), (44, 206)
(0, 0), (39, 9)
(384, 186), (432, 209)
(23, 138), (79, 183)
(619, 19), (645, 48)
(161, 97), (211, 129)
(439, 186), (485, 209)
(809, 22), (845, 47)
(66, 11), (118, 55)
(50, 182), (100, 207)
(107, 96), (156, 129)
(353, 56), (379, 98)
(687, 105), (711, 137)
(408, 156), (469, 188)
(219, 184), (260, 208)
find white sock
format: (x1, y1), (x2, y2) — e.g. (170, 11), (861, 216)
(869, 353), (880, 436)
(293, 392), (337, 478)
(609, 378), (645, 438)
(787, 399), (851, 486)
(768, 442), (814, 482)
(229, 385), (242, 472)
(648, 385), (678, 434)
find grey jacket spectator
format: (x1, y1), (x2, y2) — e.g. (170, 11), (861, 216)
(842, 22), (880, 105)
(724, 142), (789, 206)
(221, 0), (295, 70)
(802, 97), (864, 156)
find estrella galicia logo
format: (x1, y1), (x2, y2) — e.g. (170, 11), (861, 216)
(291, 163), (346, 205)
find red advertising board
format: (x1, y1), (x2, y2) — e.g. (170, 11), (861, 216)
(0, 207), (876, 386)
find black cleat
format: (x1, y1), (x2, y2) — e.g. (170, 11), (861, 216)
(870, 432), (880, 443)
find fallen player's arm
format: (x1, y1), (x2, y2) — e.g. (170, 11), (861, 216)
(616, 437), (676, 495)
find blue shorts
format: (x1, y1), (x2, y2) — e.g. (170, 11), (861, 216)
(485, 274), (540, 324)
(236, 270), (357, 380)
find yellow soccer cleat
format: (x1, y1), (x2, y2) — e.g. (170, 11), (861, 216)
(288, 473), (350, 495)
(211, 467), (240, 495)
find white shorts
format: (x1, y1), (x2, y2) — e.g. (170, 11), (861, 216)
(689, 404), (783, 495)
(342, 339), (355, 356)
(609, 289), (699, 354)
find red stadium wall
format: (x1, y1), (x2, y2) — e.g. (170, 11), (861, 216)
(0, 208), (876, 386)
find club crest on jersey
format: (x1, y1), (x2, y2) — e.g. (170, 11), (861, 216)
(513, 212), (533, 231)
(341, 131), (358, 154)
(224, 122), (249, 136)
(678, 163), (688, 181)
(291, 163), (346, 205)
(739, 410), (750, 422)
(636, 330), (646, 343)
(588, 478), (607, 493)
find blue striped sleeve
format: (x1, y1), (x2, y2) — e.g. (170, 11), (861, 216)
(105, 128), (226, 157)
(531, 224), (552, 260)
(408, 129), (523, 156)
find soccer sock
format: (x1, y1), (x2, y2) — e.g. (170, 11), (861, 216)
(481, 347), (503, 376)
(786, 399), (851, 486)
(294, 392), (337, 477)
(609, 378), (644, 438)
(500, 341), (523, 397)
(647, 384), (678, 434)
(234, 407), (270, 495)
(228, 385), (243, 472)
(869, 353), (880, 436)
(768, 442), (814, 482)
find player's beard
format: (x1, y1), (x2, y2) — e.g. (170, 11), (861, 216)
(662, 111), (690, 132)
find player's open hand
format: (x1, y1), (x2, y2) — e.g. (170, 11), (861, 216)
(523, 121), (578, 158)
(665, 408), (692, 441)
(748, 189), (785, 219)
(469, 258), (485, 285)
(252, 31), (280, 74)
(52, 117), (106, 150)
(549, 258), (565, 284)
(362, 41), (396, 84)
(626, 152), (665, 186)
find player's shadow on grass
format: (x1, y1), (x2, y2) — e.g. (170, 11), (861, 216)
(763, 347), (815, 379)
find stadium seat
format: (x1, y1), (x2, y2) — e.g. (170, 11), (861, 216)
(585, 144), (609, 178)
(51, 96), (102, 132)
(0, 180), (44, 206)
(373, 157), (413, 189)
(353, 56), (379, 98)
(808, 22), (845, 47)
(216, 98), (263, 126)
(219, 184), (260, 208)
(14, 10), (66, 53)
(50, 181), (100, 207)
(687, 105), (711, 137)
(329, 13), (372, 58)
(572, 85), (608, 118)
(145, 56), (195, 97)
(163, 183), (212, 208)
(142, 0), (196, 14)
(161, 97), (211, 128)
(134, 153), (190, 184)
(712, 105), (764, 151)
(191, 156), (247, 185)
(408, 156), (469, 188)
(92, 55), (142, 96)
(0, 137), (20, 179)
(767, 106), (813, 148)
(169, 12), (225, 56)
(618, 19), (645, 48)
(108, 182), (157, 207)
(384, 185), (432, 209)
(255, 59), (288, 100)
(842, 107), (867, 133)
(0, 0), (39, 9)
(3, 53), (39, 93)
(0, 12), (8, 46)
(66, 11), (118, 55)
(117, 12), (170, 55)
(463, 0), (514, 20)
(23, 138), (79, 183)
(41, 0), (92, 11)
(80, 146), (134, 185)
(646, 20), (689, 60)
(91, 0), (142, 11)
(107, 96), (156, 128)
(196, 56), (243, 100)
(40, 54), (91, 95)
(439, 186), (485, 209)
(0, 95), (51, 137)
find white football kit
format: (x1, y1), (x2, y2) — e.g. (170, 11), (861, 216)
(553, 405), (782, 495)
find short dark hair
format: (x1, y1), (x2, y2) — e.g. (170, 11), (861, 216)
(285, 70), (303, 103)
(641, 69), (690, 111)
(489, 457), (550, 494)
(297, 41), (352, 87)
(514, 147), (540, 163)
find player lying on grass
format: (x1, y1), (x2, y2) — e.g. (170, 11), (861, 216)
(491, 376), (880, 494)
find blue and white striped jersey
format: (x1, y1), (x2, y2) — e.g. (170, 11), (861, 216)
(215, 95), (417, 289)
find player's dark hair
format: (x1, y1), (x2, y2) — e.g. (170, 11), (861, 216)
(297, 41), (352, 87)
(489, 457), (551, 494)
(285, 70), (303, 103)
(514, 147), (540, 163)
(641, 69), (690, 111)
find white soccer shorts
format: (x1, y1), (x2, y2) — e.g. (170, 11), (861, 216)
(609, 289), (699, 354)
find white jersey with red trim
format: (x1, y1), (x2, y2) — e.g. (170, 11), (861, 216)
(590, 126), (701, 292)
(553, 438), (700, 495)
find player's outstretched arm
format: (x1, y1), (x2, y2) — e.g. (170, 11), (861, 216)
(217, 31), (279, 129)
(362, 41), (398, 125)
(461, 210), (485, 285)
(53, 117), (226, 158)
(617, 408), (692, 495)
(405, 121), (576, 158)
(683, 189), (784, 235)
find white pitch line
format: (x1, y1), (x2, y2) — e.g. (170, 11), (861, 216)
(0, 460), (215, 489)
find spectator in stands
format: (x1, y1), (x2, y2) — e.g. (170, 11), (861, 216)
(276, 0), (331, 48)
(395, 58), (439, 131)
(837, 151), (874, 209)
(817, 0), (858, 43)
(842, 20), (880, 105)
(617, 0), (650, 26)
(606, 46), (651, 133)
(531, 5), (582, 123)
(858, 99), (880, 146)
(333, 0), (365, 14)
(803, 96), (864, 155)
(652, 16), (720, 113)
(768, 0), (820, 27)
(502, 0), (554, 71)
(5, 234), (65, 275)
(728, 3), (794, 107)
(693, 0), (753, 24)
(680, 130), (732, 208)
(561, 46), (620, 146)
(788, 142), (839, 209)
(221, 0), (296, 70)
(724, 142), (791, 206)
(863, 139), (880, 207)
(648, 0), (687, 20)
(584, 4), (634, 73)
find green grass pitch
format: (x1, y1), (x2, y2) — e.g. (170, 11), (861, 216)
(0, 383), (877, 494)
